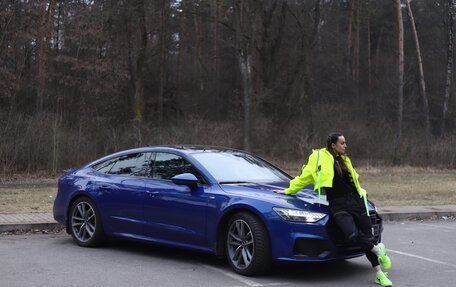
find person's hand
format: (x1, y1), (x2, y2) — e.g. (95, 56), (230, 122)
(359, 188), (367, 198)
(273, 189), (286, 194)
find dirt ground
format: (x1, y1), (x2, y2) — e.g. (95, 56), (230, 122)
(0, 167), (455, 213)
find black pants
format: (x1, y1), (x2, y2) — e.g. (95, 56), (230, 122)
(330, 195), (379, 268)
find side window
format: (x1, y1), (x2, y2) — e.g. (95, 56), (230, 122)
(106, 152), (152, 177)
(92, 158), (117, 174)
(152, 153), (206, 184)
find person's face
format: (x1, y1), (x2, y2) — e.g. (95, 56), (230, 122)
(332, 135), (347, 155)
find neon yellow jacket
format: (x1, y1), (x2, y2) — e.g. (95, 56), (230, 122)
(284, 148), (367, 197)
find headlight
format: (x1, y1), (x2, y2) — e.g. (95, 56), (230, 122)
(368, 201), (378, 212)
(273, 207), (326, 223)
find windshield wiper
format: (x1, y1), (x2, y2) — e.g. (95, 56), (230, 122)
(219, 181), (255, 184)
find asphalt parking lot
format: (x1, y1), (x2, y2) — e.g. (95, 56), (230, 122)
(1, 220), (455, 287)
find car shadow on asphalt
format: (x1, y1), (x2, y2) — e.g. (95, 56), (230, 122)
(271, 260), (372, 284)
(96, 237), (372, 283)
(104, 237), (223, 265)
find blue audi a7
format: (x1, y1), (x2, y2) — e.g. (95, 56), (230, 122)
(53, 145), (382, 275)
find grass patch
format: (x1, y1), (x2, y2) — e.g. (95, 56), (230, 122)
(282, 165), (456, 207)
(0, 178), (56, 213)
(0, 186), (56, 213)
(359, 167), (456, 206)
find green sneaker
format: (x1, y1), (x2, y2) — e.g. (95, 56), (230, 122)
(375, 271), (392, 286)
(377, 243), (392, 270)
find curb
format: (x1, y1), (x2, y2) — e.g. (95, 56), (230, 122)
(380, 211), (456, 221)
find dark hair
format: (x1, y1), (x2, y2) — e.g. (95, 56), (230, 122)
(326, 132), (343, 156)
(326, 132), (346, 175)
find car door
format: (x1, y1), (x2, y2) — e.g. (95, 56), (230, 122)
(143, 152), (210, 247)
(93, 152), (152, 237)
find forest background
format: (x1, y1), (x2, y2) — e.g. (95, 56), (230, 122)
(1, 0), (456, 176)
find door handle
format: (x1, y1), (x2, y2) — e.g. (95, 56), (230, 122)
(146, 190), (160, 196)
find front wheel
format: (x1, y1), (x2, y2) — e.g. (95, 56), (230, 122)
(226, 212), (272, 276)
(69, 197), (105, 247)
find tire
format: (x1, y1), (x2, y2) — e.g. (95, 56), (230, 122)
(225, 212), (272, 276)
(69, 196), (105, 247)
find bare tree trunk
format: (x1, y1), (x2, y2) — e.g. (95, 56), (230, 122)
(374, 29), (383, 79)
(158, 0), (166, 125)
(234, 0), (254, 151)
(346, 0), (355, 80)
(240, 0), (244, 26)
(216, 0), (222, 113)
(304, 0), (321, 138)
(125, 6), (135, 117)
(211, 0), (219, 73)
(52, 104), (60, 174)
(393, 0), (404, 165)
(441, 0), (456, 137)
(406, 0), (431, 159)
(5, 2), (18, 114)
(0, 7), (13, 51)
(366, 0), (375, 120)
(36, 0), (46, 112)
(133, 0), (147, 125)
(210, 0), (220, 117)
(192, 2), (205, 106)
(374, 27), (384, 116)
(336, 5), (340, 67)
(193, 3), (202, 62)
(54, 1), (62, 51)
(36, 0), (56, 112)
(367, 0), (372, 92)
(280, 1), (315, 139)
(352, 0), (360, 83)
(176, 0), (186, 121)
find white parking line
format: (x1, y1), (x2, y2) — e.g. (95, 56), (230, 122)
(202, 264), (264, 286)
(201, 264), (290, 287)
(229, 283), (291, 287)
(388, 249), (456, 269)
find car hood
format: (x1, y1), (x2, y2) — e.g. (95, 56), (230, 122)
(219, 182), (329, 210)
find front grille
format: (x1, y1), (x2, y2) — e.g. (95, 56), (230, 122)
(370, 212), (383, 243)
(293, 238), (332, 258)
(326, 211), (383, 254)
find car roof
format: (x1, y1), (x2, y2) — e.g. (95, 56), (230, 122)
(112, 145), (247, 155)
(156, 145), (246, 154)
(86, 145), (248, 167)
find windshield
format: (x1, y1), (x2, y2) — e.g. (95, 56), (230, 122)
(192, 152), (290, 183)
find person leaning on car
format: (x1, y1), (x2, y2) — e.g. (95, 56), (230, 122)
(275, 132), (393, 287)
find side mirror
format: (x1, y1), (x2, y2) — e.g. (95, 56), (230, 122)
(171, 173), (198, 189)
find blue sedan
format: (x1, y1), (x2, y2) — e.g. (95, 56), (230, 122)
(53, 146), (382, 275)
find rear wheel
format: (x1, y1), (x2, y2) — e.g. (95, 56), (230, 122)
(69, 197), (105, 247)
(226, 212), (271, 276)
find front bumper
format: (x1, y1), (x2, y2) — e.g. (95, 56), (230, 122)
(270, 211), (383, 262)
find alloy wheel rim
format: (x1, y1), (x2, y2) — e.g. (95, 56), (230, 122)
(71, 202), (96, 242)
(227, 219), (254, 269)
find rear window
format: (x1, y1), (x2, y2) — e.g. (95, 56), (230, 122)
(92, 152), (152, 177)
